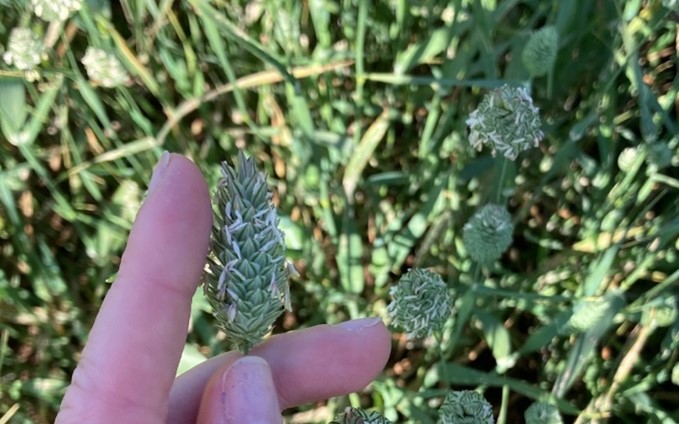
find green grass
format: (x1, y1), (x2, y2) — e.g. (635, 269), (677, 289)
(1, 0), (678, 422)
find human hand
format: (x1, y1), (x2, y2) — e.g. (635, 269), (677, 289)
(56, 153), (391, 424)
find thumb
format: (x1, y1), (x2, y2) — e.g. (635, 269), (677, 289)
(197, 356), (282, 424)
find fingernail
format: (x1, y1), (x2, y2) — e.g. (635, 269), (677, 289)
(148, 151), (171, 195)
(222, 356), (280, 424)
(336, 317), (383, 332)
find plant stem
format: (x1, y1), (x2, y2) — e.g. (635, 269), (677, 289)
(494, 156), (509, 205)
(497, 385), (510, 424)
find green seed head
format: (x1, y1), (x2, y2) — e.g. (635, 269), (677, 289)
(567, 297), (610, 333)
(329, 407), (393, 424)
(672, 362), (679, 386)
(466, 85), (544, 160)
(462, 204), (513, 265)
(524, 402), (563, 424)
(81, 47), (129, 88)
(387, 269), (453, 339)
(31, 0), (82, 21)
(642, 295), (677, 328)
(565, 292), (626, 335)
(2, 28), (44, 71)
(204, 152), (292, 353)
(522, 26), (559, 78)
(438, 390), (495, 424)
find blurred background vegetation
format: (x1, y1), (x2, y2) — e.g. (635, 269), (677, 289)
(0, 0), (678, 422)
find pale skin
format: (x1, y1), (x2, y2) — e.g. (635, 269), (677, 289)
(56, 153), (392, 424)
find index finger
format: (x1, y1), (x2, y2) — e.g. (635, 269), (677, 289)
(57, 153), (213, 423)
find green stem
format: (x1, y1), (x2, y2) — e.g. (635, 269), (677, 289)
(471, 262), (482, 284)
(497, 385), (510, 424)
(436, 332), (449, 388)
(494, 156), (509, 205)
(355, 0), (369, 107)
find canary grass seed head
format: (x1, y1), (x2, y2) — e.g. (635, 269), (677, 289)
(524, 402), (563, 424)
(32, 0), (82, 21)
(329, 407), (393, 424)
(3, 28), (44, 71)
(641, 295), (677, 328)
(387, 268), (453, 339)
(81, 47), (128, 88)
(204, 152), (291, 353)
(521, 26), (559, 77)
(565, 291), (626, 335)
(462, 204), (513, 265)
(567, 297), (610, 333)
(466, 85), (544, 160)
(438, 390), (495, 424)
